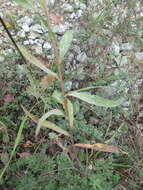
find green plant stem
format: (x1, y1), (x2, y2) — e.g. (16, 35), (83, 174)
(0, 16), (27, 64)
(42, 0), (72, 133)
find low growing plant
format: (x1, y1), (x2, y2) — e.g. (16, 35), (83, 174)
(0, 0), (128, 185)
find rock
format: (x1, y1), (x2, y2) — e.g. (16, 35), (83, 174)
(17, 30), (26, 38)
(34, 45), (43, 54)
(4, 48), (14, 55)
(121, 43), (133, 51)
(43, 42), (51, 50)
(64, 81), (72, 91)
(62, 3), (74, 13)
(46, 0), (55, 5)
(80, 3), (86, 10)
(17, 64), (25, 78)
(76, 10), (83, 17)
(0, 55), (5, 62)
(68, 53), (74, 62)
(23, 40), (30, 45)
(135, 52), (143, 61)
(22, 23), (30, 32)
(30, 24), (45, 34)
(72, 45), (81, 54)
(74, 0), (80, 9)
(70, 12), (76, 19)
(111, 42), (120, 55)
(29, 39), (35, 45)
(28, 32), (38, 39)
(52, 24), (67, 34)
(77, 52), (87, 63)
(18, 16), (33, 26)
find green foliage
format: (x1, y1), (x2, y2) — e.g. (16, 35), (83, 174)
(3, 152), (120, 190)
(1, 0), (143, 189)
(59, 30), (73, 61)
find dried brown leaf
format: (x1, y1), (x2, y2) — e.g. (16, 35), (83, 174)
(73, 143), (128, 154)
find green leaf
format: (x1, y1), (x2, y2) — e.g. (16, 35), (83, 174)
(14, 0), (33, 9)
(67, 91), (123, 107)
(67, 99), (74, 128)
(52, 90), (64, 104)
(42, 120), (70, 137)
(22, 106), (70, 137)
(18, 45), (58, 79)
(0, 114), (28, 180)
(36, 109), (65, 136)
(59, 30), (73, 61)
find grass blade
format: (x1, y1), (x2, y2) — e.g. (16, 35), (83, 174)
(0, 115), (28, 180)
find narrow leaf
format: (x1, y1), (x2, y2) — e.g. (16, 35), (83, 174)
(73, 143), (128, 154)
(42, 120), (70, 137)
(0, 114), (28, 180)
(52, 90), (64, 104)
(36, 109), (65, 136)
(14, 0), (33, 9)
(67, 91), (123, 107)
(18, 45), (58, 79)
(59, 30), (73, 61)
(22, 106), (70, 136)
(67, 99), (74, 128)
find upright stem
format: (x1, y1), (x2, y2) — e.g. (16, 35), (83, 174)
(42, 1), (72, 132)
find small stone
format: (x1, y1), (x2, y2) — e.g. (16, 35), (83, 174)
(23, 40), (30, 45)
(17, 30), (26, 38)
(72, 45), (81, 54)
(121, 43), (133, 51)
(35, 45), (43, 54)
(0, 55), (5, 62)
(4, 49), (14, 55)
(62, 3), (74, 13)
(17, 64), (25, 78)
(70, 12), (76, 19)
(77, 52), (87, 63)
(18, 16), (33, 26)
(111, 42), (120, 55)
(76, 10), (83, 17)
(43, 42), (51, 50)
(46, 0), (55, 5)
(80, 3), (86, 10)
(64, 81), (72, 91)
(52, 24), (67, 34)
(74, 0), (80, 9)
(22, 23), (30, 32)
(30, 24), (45, 34)
(29, 32), (38, 39)
(135, 52), (143, 60)
(29, 39), (35, 45)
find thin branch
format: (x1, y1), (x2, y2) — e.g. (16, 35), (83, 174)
(0, 16), (27, 64)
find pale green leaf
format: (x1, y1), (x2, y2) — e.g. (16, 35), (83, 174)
(52, 90), (64, 104)
(59, 30), (73, 61)
(36, 109), (65, 136)
(42, 120), (70, 137)
(18, 45), (58, 79)
(67, 99), (74, 128)
(22, 106), (70, 137)
(14, 0), (33, 9)
(67, 91), (123, 107)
